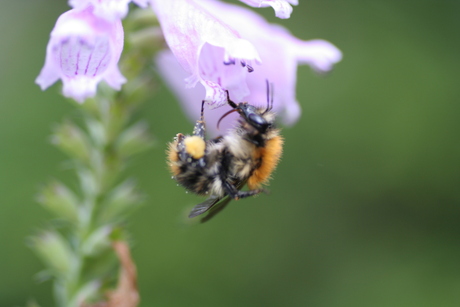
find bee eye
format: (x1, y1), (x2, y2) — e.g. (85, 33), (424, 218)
(248, 113), (266, 126)
(247, 113), (270, 133)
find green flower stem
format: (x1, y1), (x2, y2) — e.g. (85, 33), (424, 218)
(31, 9), (160, 307)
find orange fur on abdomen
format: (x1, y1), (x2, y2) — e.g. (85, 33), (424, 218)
(248, 135), (284, 190)
(167, 141), (180, 176)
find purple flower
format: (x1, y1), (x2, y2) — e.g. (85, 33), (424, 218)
(35, 7), (126, 103)
(154, 0), (342, 134)
(69, 0), (149, 21)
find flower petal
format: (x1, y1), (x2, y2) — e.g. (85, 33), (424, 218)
(156, 50), (223, 134)
(62, 77), (99, 102)
(291, 39), (343, 74)
(69, 0), (148, 21)
(238, 0), (298, 19)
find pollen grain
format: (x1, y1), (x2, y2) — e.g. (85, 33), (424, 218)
(184, 136), (206, 159)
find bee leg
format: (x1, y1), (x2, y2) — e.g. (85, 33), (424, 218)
(243, 136), (264, 147)
(192, 101), (206, 139)
(222, 180), (265, 200)
(175, 133), (190, 161)
(225, 90), (238, 108)
(235, 189), (266, 199)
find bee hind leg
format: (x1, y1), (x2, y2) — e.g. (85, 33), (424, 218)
(175, 133), (189, 161)
(235, 189), (266, 200)
(222, 180), (266, 200)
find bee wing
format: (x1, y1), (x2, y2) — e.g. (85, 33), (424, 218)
(189, 179), (248, 222)
(188, 195), (223, 218)
(199, 196), (233, 223)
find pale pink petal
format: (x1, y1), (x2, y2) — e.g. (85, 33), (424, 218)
(156, 50), (232, 135)
(69, 0), (148, 21)
(238, 0), (298, 19)
(103, 66), (126, 90)
(292, 39), (343, 73)
(62, 77), (99, 101)
(196, 43), (251, 104)
(35, 65), (60, 91)
(150, 0), (261, 107)
(35, 7), (126, 103)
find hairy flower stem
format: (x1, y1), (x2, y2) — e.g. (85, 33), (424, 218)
(31, 9), (160, 307)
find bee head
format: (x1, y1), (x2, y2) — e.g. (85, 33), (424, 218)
(236, 103), (271, 133)
(218, 86), (274, 133)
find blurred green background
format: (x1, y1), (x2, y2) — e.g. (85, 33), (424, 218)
(1, 1), (459, 306)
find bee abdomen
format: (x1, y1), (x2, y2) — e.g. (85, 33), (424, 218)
(175, 167), (214, 194)
(247, 134), (283, 189)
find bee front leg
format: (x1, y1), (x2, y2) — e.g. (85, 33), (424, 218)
(192, 101), (206, 139)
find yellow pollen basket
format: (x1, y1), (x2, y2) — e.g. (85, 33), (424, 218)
(184, 136), (206, 159)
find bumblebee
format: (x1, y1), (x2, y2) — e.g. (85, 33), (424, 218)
(167, 88), (283, 221)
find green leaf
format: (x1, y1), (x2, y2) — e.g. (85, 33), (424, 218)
(116, 121), (154, 158)
(29, 231), (74, 278)
(37, 181), (79, 223)
(77, 169), (100, 199)
(51, 120), (91, 164)
(68, 280), (101, 307)
(85, 118), (107, 149)
(81, 226), (113, 257)
(98, 179), (144, 224)
(81, 248), (118, 284)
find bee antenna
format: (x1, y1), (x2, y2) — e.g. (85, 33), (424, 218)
(269, 82), (274, 111)
(217, 109), (238, 131)
(263, 80), (274, 114)
(226, 90), (238, 109)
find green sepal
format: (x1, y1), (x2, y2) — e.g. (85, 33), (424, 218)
(97, 179), (144, 224)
